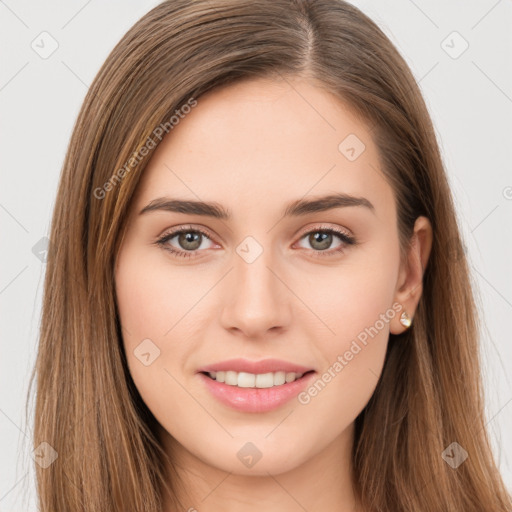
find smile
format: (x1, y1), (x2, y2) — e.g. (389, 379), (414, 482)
(199, 370), (316, 413)
(204, 370), (311, 388)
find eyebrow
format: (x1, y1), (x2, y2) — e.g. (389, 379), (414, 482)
(139, 192), (375, 219)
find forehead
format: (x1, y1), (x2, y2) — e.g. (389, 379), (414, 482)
(132, 77), (394, 222)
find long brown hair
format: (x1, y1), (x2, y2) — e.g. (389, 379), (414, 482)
(29, 0), (511, 510)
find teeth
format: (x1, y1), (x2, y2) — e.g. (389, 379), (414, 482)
(207, 370), (305, 388)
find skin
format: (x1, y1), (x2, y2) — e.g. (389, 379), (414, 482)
(114, 76), (432, 511)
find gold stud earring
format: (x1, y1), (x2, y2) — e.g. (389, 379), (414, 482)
(399, 311), (412, 328)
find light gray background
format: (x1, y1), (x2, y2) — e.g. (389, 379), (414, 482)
(1, 0), (511, 509)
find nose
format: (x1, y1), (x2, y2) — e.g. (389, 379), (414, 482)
(219, 245), (292, 339)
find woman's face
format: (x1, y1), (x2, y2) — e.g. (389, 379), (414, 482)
(115, 76), (417, 478)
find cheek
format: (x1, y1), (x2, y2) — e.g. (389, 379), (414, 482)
(115, 243), (206, 344)
(294, 233), (399, 350)
(292, 237), (399, 423)
(114, 247), (197, 412)
(288, 305), (391, 451)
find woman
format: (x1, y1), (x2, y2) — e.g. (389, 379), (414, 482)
(30, 0), (512, 510)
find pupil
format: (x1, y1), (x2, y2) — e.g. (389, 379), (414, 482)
(180, 232), (201, 250)
(311, 232), (331, 250)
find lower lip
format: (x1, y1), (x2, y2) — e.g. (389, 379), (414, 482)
(198, 371), (316, 413)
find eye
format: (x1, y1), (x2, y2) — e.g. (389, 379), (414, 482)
(295, 226), (356, 258)
(155, 225), (216, 259)
(155, 224), (357, 259)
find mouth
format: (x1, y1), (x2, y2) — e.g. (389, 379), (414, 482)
(200, 369), (316, 389)
(198, 369), (317, 413)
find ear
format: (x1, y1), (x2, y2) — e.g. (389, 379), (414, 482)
(390, 216), (433, 334)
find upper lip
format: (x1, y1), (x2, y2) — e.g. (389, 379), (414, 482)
(198, 358), (315, 375)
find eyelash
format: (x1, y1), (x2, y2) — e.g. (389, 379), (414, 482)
(154, 225), (357, 260)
